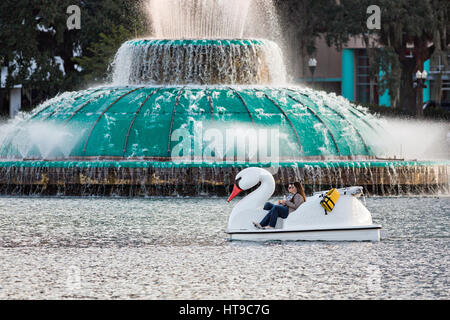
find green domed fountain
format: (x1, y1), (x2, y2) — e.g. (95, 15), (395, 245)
(0, 3), (448, 196)
(2, 86), (381, 160)
(0, 39), (381, 161)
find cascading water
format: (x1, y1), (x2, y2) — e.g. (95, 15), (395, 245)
(111, 39), (286, 85)
(0, 0), (448, 196)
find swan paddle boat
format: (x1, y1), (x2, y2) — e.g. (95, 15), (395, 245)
(226, 167), (381, 242)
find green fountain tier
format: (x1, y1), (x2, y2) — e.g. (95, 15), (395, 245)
(112, 39), (286, 85)
(0, 85), (384, 161)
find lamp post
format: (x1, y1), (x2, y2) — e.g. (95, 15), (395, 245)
(308, 58), (317, 87)
(414, 69), (428, 118)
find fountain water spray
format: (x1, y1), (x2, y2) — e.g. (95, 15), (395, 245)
(145, 0), (282, 41)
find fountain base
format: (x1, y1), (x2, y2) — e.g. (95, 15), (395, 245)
(0, 160), (447, 196)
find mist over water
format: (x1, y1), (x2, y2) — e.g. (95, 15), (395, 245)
(0, 114), (81, 160)
(376, 118), (450, 160)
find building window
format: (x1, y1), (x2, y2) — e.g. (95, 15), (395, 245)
(355, 49), (378, 104)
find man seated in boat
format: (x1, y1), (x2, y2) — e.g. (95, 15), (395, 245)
(253, 182), (306, 230)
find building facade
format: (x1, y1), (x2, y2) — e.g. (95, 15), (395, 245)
(296, 36), (449, 107)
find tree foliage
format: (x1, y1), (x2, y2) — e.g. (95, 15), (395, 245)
(0, 0), (147, 109)
(73, 25), (142, 84)
(276, 0), (341, 78)
(1, 0), (448, 117)
(276, 0), (449, 115)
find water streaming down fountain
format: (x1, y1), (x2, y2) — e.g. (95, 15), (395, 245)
(0, 0), (448, 196)
(111, 39), (286, 85)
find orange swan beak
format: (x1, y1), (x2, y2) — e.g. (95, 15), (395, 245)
(227, 184), (243, 202)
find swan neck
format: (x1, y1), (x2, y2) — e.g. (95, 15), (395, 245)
(235, 173), (275, 209)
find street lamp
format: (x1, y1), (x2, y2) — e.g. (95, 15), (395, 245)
(414, 70), (428, 118)
(308, 58), (317, 86)
(415, 70), (428, 83)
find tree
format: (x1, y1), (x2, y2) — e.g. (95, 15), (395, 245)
(275, 0), (341, 81)
(0, 0), (147, 112)
(324, 0), (382, 105)
(374, 0), (449, 116)
(429, 0), (449, 107)
(277, 0), (449, 117)
(73, 25), (140, 84)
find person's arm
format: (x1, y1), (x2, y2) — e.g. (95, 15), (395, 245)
(285, 194), (304, 210)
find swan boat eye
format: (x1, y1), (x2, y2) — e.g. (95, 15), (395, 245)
(235, 177), (242, 189)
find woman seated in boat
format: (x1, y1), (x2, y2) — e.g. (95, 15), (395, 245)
(253, 182), (306, 230)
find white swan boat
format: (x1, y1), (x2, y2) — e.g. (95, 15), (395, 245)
(226, 167), (381, 242)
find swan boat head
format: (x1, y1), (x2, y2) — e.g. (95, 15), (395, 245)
(227, 167), (276, 231)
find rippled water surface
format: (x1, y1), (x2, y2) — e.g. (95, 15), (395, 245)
(0, 196), (448, 299)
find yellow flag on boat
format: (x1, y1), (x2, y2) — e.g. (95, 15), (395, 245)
(320, 188), (340, 214)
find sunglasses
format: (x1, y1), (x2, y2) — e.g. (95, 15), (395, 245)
(288, 185), (295, 189)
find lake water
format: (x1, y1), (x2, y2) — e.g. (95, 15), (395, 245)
(0, 196), (448, 299)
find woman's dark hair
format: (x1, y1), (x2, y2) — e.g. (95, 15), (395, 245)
(289, 181), (307, 202)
